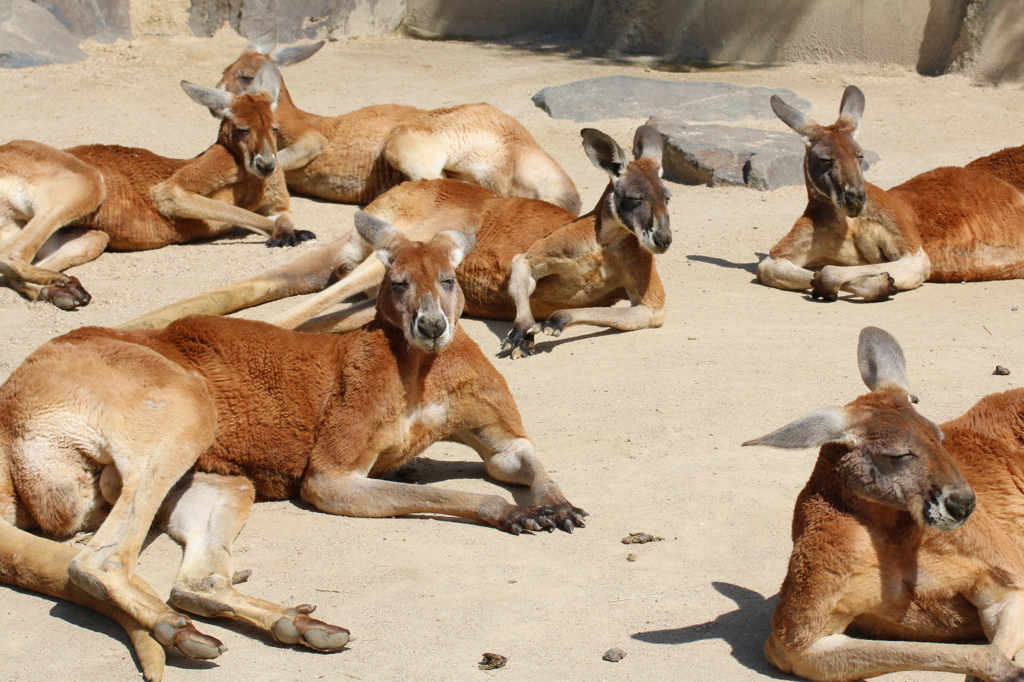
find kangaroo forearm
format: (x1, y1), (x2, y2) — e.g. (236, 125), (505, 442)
(785, 634), (1017, 682)
(294, 300), (376, 333)
(508, 255), (538, 329)
(157, 190), (276, 238)
(758, 256), (815, 291)
(556, 304), (663, 331)
(271, 257), (385, 329)
(276, 132), (327, 172)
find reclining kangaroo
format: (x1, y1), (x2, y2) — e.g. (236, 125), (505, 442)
(0, 212), (585, 679)
(216, 30), (581, 213)
(0, 60), (312, 311)
(746, 326), (1024, 681)
(121, 125), (671, 359)
(759, 85), (1024, 301)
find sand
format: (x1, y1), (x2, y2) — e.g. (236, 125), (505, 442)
(2, 31), (1023, 682)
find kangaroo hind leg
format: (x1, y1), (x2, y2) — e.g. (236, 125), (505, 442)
(162, 472), (351, 652)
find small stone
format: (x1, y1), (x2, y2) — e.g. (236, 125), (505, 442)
(1013, 307), (1018, 311)
(626, 553), (637, 562)
(603, 647), (627, 662)
(478, 653), (507, 670)
(621, 532), (664, 544)
(994, 365), (1011, 376)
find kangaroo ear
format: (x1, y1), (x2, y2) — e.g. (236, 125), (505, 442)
(858, 326), (910, 393)
(251, 60), (281, 107)
(271, 41), (324, 66)
(581, 128), (629, 179)
(743, 407), (856, 449)
(771, 94), (819, 141)
(632, 125), (663, 166)
(838, 85), (865, 138)
(354, 212), (405, 268)
(431, 231), (476, 268)
(244, 29), (277, 55)
(182, 81), (234, 118)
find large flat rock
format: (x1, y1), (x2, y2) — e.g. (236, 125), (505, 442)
(0, 0), (85, 68)
(533, 76), (812, 123)
(648, 117), (880, 191)
(34, 0), (131, 43)
(188, 0), (405, 42)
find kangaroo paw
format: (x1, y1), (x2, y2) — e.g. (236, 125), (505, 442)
(153, 616), (227, 660)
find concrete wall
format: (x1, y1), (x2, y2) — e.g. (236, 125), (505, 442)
(24, 0), (1024, 84)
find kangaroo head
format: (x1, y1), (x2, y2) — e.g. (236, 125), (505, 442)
(581, 125), (672, 254)
(183, 60), (282, 179)
(773, 85), (867, 217)
(217, 28), (324, 96)
(744, 326), (976, 531)
(355, 212), (475, 353)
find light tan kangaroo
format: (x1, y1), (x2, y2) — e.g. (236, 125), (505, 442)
(0, 60), (312, 311)
(745, 326), (1024, 682)
(121, 126), (671, 359)
(215, 30), (581, 213)
(759, 85), (1024, 302)
(0, 212), (585, 679)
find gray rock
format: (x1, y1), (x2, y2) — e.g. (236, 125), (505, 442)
(647, 117), (880, 191)
(603, 647), (626, 662)
(0, 0), (85, 68)
(188, 0), (404, 43)
(533, 76), (812, 123)
(34, 0), (131, 43)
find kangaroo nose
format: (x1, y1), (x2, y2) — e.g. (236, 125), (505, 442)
(653, 230), (672, 251)
(254, 155), (276, 175)
(945, 488), (976, 524)
(416, 314), (447, 340)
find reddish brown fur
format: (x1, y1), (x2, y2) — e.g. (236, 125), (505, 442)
(0, 228), (584, 674)
(217, 34), (581, 213)
(0, 76), (303, 311)
(121, 126), (669, 362)
(752, 329), (1024, 681)
(761, 86), (1024, 301)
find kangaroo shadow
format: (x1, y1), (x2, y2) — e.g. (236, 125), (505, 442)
(632, 582), (796, 679)
(30, 587), (219, 674)
(686, 254), (761, 276)
(476, 318), (624, 357)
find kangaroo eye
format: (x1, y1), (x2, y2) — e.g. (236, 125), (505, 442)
(239, 75), (254, 84)
(391, 281), (409, 292)
(887, 453), (915, 462)
(440, 278), (455, 289)
(236, 127), (250, 136)
(621, 196), (642, 209)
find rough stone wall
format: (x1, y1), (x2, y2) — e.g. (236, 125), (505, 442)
(15, 0), (1024, 85)
(185, 0), (404, 42)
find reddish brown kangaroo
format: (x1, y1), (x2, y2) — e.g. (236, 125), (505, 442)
(746, 327), (1024, 682)
(0, 60), (311, 311)
(0, 211), (585, 680)
(759, 85), (1024, 302)
(215, 30), (581, 213)
(120, 126), (671, 359)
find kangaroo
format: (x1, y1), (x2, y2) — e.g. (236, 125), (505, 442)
(0, 60), (312, 311)
(120, 125), (671, 360)
(759, 85), (1024, 302)
(0, 211), (585, 679)
(214, 30), (581, 213)
(746, 326), (1024, 682)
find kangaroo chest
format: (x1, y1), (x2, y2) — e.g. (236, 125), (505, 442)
(840, 532), (986, 642)
(808, 216), (903, 267)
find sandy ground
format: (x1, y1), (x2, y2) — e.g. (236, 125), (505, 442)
(2, 31), (1024, 682)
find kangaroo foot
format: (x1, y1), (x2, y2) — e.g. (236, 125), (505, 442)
(501, 326), (535, 359)
(846, 273), (898, 301)
(272, 604), (350, 652)
(539, 312), (570, 338)
(546, 502), (589, 533)
(809, 269), (840, 301)
(154, 615), (227, 660)
(40, 276), (91, 309)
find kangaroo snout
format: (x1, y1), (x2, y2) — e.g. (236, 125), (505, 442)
(416, 313), (448, 340)
(253, 154), (277, 177)
(943, 487), (976, 525)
